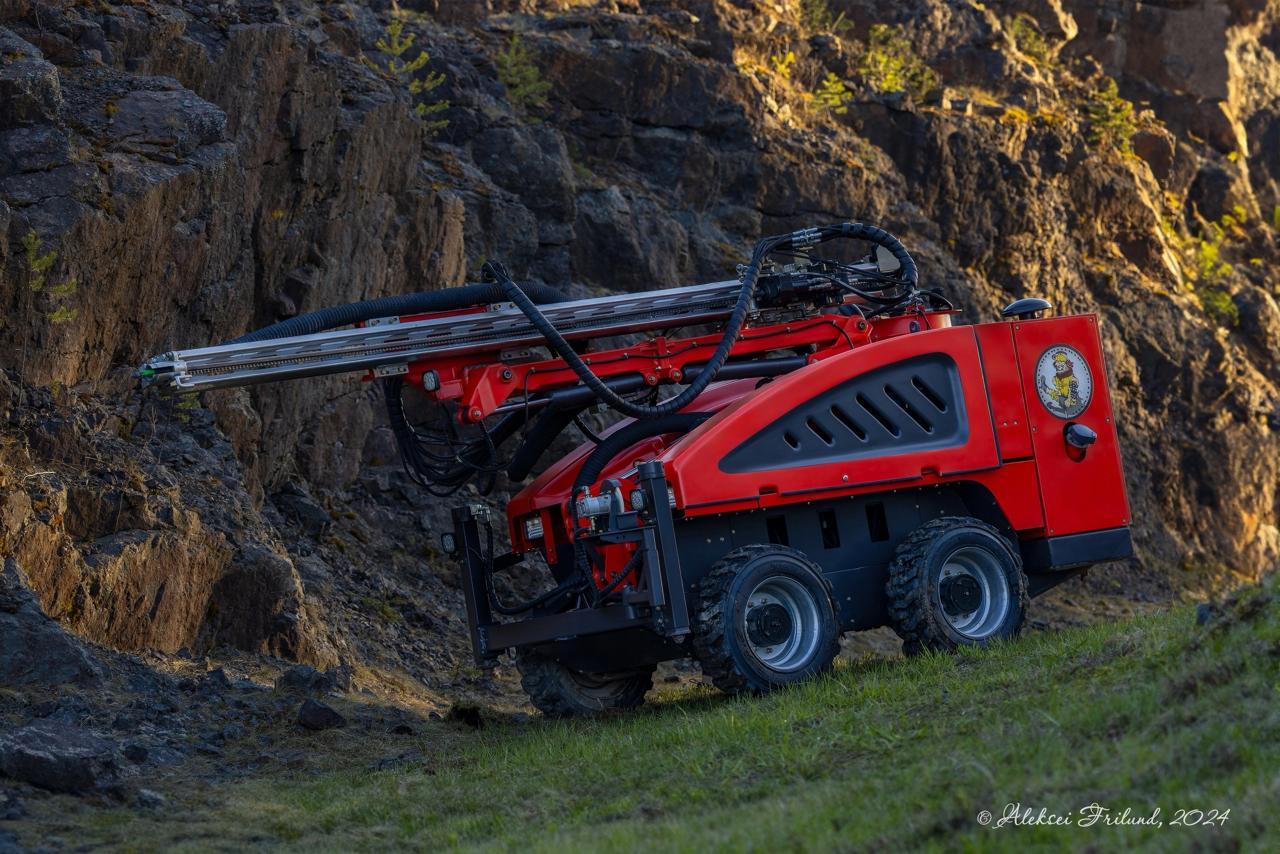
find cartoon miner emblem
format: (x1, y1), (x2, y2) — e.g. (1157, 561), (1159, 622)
(1035, 345), (1093, 419)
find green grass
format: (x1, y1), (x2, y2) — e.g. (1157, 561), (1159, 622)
(25, 579), (1280, 851)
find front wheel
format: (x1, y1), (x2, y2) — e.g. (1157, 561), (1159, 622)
(692, 545), (840, 695)
(516, 650), (654, 718)
(886, 516), (1028, 655)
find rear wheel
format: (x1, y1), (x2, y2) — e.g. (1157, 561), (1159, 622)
(692, 545), (840, 695)
(886, 516), (1028, 655)
(516, 650), (654, 718)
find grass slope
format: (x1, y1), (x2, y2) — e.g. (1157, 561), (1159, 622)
(45, 578), (1280, 852)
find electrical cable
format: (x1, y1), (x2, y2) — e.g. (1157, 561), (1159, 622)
(573, 413), (603, 444)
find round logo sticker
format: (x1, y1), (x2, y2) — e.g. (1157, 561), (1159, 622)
(1035, 345), (1093, 419)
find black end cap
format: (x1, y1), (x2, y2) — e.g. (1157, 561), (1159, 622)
(1001, 297), (1053, 320)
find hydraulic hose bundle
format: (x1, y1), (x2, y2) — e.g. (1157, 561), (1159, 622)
(496, 222), (914, 604)
(483, 221), (917, 421)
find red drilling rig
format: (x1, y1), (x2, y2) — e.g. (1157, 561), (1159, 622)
(144, 223), (1131, 716)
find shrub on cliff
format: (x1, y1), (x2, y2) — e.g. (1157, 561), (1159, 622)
(495, 35), (551, 119)
(769, 50), (797, 81)
(22, 231), (77, 324)
(1006, 13), (1054, 66)
(1083, 79), (1137, 156)
(798, 0), (850, 36)
(362, 20), (449, 137)
(813, 72), (851, 115)
(1187, 210), (1244, 327)
(857, 24), (939, 100)
(1162, 203), (1247, 328)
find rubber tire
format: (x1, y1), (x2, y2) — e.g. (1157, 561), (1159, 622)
(886, 516), (1029, 655)
(516, 650), (654, 718)
(692, 544), (840, 695)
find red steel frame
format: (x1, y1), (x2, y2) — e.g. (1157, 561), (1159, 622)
(377, 303), (1130, 594)
(386, 308), (949, 423)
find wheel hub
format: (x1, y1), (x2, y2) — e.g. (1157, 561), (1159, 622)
(740, 574), (823, 673)
(746, 602), (793, 646)
(940, 573), (982, 616)
(935, 545), (1013, 639)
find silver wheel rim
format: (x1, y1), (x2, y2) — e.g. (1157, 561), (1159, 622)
(742, 574), (822, 672)
(937, 545), (1011, 639)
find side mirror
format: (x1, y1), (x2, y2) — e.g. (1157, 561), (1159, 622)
(1001, 297), (1052, 320)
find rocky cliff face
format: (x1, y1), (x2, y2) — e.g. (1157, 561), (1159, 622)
(0, 0), (1277, 677)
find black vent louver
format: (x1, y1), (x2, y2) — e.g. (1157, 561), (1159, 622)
(720, 353), (968, 473)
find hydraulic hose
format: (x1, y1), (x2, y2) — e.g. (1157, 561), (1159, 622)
(434, 406), (527, 486)
(571, 411), (713, 496)
(506, 406), (583, 482)
(485, 222), (915, 420)
(384, 377), (526, 495)
(841, 222), (917, 287)
(482, 524), (586, 615)
(570, 411), (713, 599)
(231, 281), (569, 343)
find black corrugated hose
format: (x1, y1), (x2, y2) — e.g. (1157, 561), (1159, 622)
(571, 412), (713, 496)
(229, 281), (569, 344)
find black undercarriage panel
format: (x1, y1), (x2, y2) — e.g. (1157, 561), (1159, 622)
(673, 486), (972, 631)
(532, 628), (687, 673)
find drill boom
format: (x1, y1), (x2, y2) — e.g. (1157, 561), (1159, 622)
(144, 278), (745, 391)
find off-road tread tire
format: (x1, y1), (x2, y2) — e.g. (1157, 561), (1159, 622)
(692, 544), (839, 695)
(886, 516), (1029, 655)
(516, 651), (654, 718)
